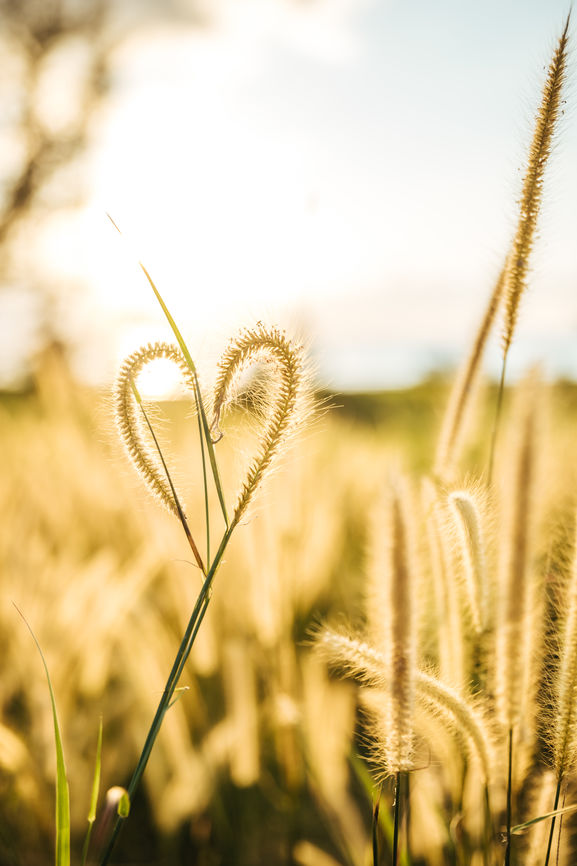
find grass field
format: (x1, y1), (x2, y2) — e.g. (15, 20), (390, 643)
(2, 13), (576, 866)
(4, 347), (577, 865)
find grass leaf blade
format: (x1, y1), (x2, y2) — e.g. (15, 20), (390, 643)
(138, 263), (229, 527)
(106, 214), (228, 526)
(81, 717), (103, 866)
(15, 606), (70, 866)
(512, 802), (577, 834)
(130, 377), (206, 574)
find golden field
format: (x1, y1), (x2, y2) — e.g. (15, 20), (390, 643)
(4, 343), (577, 865)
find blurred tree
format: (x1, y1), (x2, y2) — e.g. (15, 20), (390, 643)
(0, 0), (212, 257)
(0, 0), (325, 387)
(0, 0), (209, 384)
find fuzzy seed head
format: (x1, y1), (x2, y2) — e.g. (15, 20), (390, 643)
(366, 478), (417, 774)
(448, 488), (489, 635)
(212, 323), (307, 528)
(502, 18), (569, 357)
(553, 516), (577, 775)
(114, 342), (195, 516)
(496, 396), (538, 731)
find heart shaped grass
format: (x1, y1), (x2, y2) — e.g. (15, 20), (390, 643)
(114, 323), (306, 534)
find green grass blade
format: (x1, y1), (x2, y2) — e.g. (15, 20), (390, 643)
(15, 606), (70, 866)
(197, 408), (211, 565)
(512, 801), (577, 834)
(106, 214), (228, 526)
(117, 791), (131, 819)
(99, 527), (233, 866)
(167, 686), (190, 710)
(138, 262), (229, 527)
(350, 755), (410, 866)
(81, 718), (103, 866)
(130, 378), (206, 574)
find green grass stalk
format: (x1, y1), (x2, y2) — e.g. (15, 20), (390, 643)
(488, 354), (507, 485)
(504, 727), (513, 866)
(130, 378), (205, 573)
(392, 772), (401, 866)
(543, 777), (562, 866)
(99, 526), (232, 865)
(373, 784), (382, 866)
(81, 718), (103, 866)
(16, 607), (70, 866)
(492, 16), (569, 476)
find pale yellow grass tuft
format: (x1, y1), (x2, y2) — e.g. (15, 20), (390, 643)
(114, 341), (194, 516)
(502, 15), (569, 358)
(212, 323), (307, 528)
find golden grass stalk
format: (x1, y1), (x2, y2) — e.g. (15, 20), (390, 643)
(437, 17), (568, 481)
(114, 341), (195, 516)
(448, 488), (489, 636)
(368, 478), (416, 775)
(546, 515), (577, 864)
(434, 264), (506, 479)
(524, 772), (560, 866)
(553, 518), (577, 777)
(502, 15), (569, 360)
(212, 323), (306, 529)
(496, 393), (537, 732)
(421, 479), (465, 687)
(316, 630), (494, 784)
(489, 17), (570, 483)
(416, 671), (494, 786)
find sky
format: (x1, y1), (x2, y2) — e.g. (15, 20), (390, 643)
(6, 0), (577, 391)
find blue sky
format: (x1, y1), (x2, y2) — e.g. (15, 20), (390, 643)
(5, 0), (577, 390)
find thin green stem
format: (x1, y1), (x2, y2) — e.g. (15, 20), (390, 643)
(392, 772), (401, 866)
(133, 382), (206, 573)
(544, 775), (563, 866)
(373, 784), (382, 866)
(483, 782), (493, 866)
(107, 217), (229, 528)
(488, 354), (508, 485)
(194, 398), (211, 565)
(403, 772), (410, 865)
(504, 728), (513, 866)
(99, 528), (233, 866)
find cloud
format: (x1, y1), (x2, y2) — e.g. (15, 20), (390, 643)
(202, 0), (374, 64)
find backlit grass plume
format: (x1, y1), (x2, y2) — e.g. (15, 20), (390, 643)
(114, 341), (195, 517)
(434, 264), (506, 478)
(490, 16), (569, 478)
(212, 322), (307, 530)
(496, 391), (538, 734)
(435, 17), (569, 481)
(365, 477), (417, 778)
(448, 487), (490, 638)
(544, 517), (577, 862)
(501, 15), (569, 361)
(316, 630), (495, 787)
(104, 279), (309, 863)
(553, 519), (577, 779)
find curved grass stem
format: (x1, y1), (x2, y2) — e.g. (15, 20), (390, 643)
(544, 775), (563, 866)
(373, 783), (382, 866)
(488, 355), (507, 485)
(392, 772), (401, 866)
(504, 728), (513, 866)
(98, 528), (233, 866)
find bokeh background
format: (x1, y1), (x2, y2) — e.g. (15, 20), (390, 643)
(2, 2), (577, 865)
(2, 0), (577, 392)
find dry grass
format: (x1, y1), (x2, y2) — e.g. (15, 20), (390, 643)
(1, 13), (577, 866)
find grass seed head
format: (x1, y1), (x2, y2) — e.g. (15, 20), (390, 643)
(114, 342), (195, 517)
(212, 323), (309, 528)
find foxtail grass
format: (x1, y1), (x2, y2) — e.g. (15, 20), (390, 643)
(101, 264), (309, 862)
(489, 15), (569, 480)
(435, 264), (507, 480)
